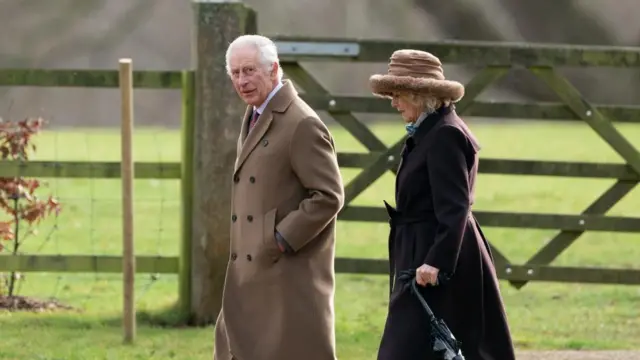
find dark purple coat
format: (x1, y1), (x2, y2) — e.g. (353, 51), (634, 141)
(376, 105), (516, 360)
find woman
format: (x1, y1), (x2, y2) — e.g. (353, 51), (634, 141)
(369, 49), (516, 360)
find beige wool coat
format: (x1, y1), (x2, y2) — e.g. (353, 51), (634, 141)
(213, 80), (345, 360)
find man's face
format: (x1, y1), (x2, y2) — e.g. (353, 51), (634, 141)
(228, 46), (278, 107)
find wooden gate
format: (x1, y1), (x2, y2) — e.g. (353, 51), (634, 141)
(274, 36), (640, 288)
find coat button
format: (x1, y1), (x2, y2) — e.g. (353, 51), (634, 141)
(233, 175), (239, 183)
(231, 253), (237, 261)
(246, 254), (252, 261)
(247, 215), (253, 222)
(232, 214), (237, 222)
(249, 176), (255, 183)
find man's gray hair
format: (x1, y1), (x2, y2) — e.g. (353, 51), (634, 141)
(225, 35), (284, 82)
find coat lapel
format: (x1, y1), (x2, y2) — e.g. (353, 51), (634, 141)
(394, 106), (451, 202)
(395, 139), (410, 175)
(235, 106), (253, 170)
(239, 106), (252, 143)
(233, 80), (296, 175)
(394, 141), (409, 202)
(235, 111), (275, 174)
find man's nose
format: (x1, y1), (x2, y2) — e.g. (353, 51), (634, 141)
(237, 75), (249, 86)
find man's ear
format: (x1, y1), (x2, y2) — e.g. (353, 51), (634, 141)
(270, 62), (279, 80)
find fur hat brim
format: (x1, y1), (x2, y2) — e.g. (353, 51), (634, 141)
(369, 74), (465, 103)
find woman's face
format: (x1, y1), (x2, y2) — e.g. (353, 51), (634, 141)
(391, 93), (422, 123)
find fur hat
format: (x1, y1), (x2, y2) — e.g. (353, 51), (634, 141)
(369, 49), (465, 102)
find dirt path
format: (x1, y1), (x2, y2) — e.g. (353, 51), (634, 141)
(516, 350), (640, 360)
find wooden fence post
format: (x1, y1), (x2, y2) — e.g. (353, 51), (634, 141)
(119, 58), (136, 343)
(189, 0), (257, 325)
(179, 70), (195, 322)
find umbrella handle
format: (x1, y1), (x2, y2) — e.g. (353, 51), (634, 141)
(410, 279), (437, 320)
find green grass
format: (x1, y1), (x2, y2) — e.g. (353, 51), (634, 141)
(1, 120), (640, 359)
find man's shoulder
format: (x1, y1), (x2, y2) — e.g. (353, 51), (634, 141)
(284, 96), (319, 119)
(283, 97), (328, 130)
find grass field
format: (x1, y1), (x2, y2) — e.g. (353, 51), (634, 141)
(1, 119), (640, 359)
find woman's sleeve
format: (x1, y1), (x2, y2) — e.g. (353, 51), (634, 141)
(423, 125), (472, 275)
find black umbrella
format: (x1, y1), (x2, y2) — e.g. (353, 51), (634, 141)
(398, 270), (466, 360)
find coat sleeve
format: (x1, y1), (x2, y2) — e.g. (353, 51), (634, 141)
(423, 125), (472, 275)
(275, 116), (345, 252)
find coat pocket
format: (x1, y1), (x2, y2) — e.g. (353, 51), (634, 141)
(262, 207), (282, 263)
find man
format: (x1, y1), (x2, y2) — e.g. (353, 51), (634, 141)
(213, 34), (345, 360)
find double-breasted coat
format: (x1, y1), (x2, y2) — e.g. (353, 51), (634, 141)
(376, 105), (516, 360)
(213, 80), (345, 360)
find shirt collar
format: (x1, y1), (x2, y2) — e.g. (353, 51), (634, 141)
(253, 81), (284, 115)
(414, 111), (429, 128)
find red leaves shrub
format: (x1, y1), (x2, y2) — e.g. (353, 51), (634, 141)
(0, 118), (62, 251)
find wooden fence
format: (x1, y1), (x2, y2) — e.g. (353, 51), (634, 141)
(1, 2), (639, 324)
(278, 37), (640, 289)
(0, 69), (191, 285)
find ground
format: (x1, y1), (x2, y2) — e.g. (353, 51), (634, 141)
(0, 120), (639, 359)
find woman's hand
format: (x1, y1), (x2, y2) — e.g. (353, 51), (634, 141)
(416, 264), (440, 286)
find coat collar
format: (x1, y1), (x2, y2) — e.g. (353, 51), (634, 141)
(410, 104), (453, 145)
(396, 105), (452, 182)
(234, 80), (297, 175)
(254, 81), (285, 115)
